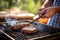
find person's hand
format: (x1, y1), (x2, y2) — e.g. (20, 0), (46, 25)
(38, 8), (47, 17)
(42, 7), (56, 18)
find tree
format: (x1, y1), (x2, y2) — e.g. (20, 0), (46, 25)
(0, 0), (17, 10)
(0, 0), (42, 15)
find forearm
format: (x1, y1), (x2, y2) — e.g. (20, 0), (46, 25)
(54, 6), (60, 13)
(41, 0), (54, 8)
(44, 6), (60, 18)
(50, 6), (60, 13)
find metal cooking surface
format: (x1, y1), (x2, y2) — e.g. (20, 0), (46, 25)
(4, 22), (50, 40)
(5, 30), (49, 40)
(1, 22), (60, 40)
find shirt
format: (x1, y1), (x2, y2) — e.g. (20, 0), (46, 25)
(48, 0), (60, 27)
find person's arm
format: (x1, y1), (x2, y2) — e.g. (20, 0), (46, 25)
(54, 6), (60, 13)
(41, 0), (54, 8)
(43, 6), (60, 18)
(38, 0), (54, 18)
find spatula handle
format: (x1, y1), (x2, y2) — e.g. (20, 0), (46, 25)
(30, 12), (46, 23)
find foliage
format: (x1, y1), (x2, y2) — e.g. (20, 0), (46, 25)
(0, 0), (42, 15)
(0, 0), (9, 10)
(21, 0), (42, 15)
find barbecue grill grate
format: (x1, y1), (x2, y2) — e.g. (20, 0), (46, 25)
(5, 30), (49, 40)
(3, 22), (60, 40)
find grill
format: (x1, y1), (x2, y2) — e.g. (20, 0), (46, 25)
(5, 30), (49, 40)
(0, 22), (60, 40)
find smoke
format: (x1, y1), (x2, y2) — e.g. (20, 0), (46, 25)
(5, 14), (18, 26)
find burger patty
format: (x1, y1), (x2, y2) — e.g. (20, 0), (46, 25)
(21, 24), (38, 34)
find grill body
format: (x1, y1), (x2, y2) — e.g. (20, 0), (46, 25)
(0, 22), (60, 40)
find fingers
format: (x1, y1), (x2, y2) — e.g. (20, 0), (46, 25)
(38, 8), (47, 17)
(42, 8), (56, 18)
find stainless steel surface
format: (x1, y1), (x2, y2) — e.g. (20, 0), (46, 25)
(0, 21), (60, 40)
(28, 32), (60, 40)
(5, 30), (50, 40)
(0, 30), (15, 40)
(4, 22), (60, 40)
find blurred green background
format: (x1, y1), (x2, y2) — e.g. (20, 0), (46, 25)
(0, 0), (45, 15)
